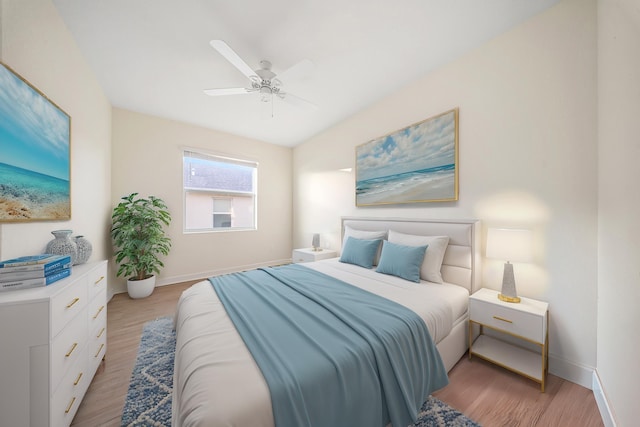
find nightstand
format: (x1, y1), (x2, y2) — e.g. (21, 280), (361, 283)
(292, 248), (337, 263)
(469, 288), (549, 391)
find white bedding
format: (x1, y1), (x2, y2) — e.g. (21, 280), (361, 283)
(172, 259), (469, 427)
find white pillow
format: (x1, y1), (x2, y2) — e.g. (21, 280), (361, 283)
(343, 226), (388, 265)
(388, 230), (449, 283)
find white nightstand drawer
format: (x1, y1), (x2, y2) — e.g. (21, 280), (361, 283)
(292, 248), (337, 263)
(470, 298), (544, 343)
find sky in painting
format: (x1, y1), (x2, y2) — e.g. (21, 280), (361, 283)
(356, 111), (456, 182)
(0, 64), (70, 181)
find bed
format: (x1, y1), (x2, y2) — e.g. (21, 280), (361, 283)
(172, 217), (480, 427)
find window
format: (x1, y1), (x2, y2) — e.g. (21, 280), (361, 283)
(183, 150), (257, 232)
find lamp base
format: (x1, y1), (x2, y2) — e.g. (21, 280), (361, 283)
(312, 247), (322, 252)
(498, 293), (521, 303)
(498, 262), (521, 303)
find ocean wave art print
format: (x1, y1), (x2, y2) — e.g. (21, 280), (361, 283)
(0, 63), (71, 221)
(356, 109), (458, 206)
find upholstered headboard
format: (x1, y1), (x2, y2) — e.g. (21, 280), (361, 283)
(341, 217), (481, 294)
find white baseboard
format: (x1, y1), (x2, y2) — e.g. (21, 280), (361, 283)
(592, 371), (617, 427)
(548, 353), (594, 389)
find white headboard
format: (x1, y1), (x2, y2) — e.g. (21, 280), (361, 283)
(341, 217), (481, 294)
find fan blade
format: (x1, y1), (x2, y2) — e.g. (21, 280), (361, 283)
(210, 40), (257, 80)
(204, 87), (253, 96)
(278, 59), (315, 83)
(278, 92), (317, 110)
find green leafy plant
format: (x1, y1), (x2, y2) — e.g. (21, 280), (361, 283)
(111, 193), (172, 281)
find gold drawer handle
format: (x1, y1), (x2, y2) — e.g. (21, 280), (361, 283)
(65, 342), (78, 357)
(97, 327), (106, 338)
(65, 397), (76, 414)
(95, 343), (105, 358)
(93, 305), (105, 319)
(493, 315), (513, 323)
(66, 297), (80, 309)
(94, 275), (105, 285)
(74, 372), (83, 386)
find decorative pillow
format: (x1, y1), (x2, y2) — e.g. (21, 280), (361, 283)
(343, 226), (388, 265)
(388, 230), (450, 283)
(339, 237), (382, 269)
(376, 241), (428, 283)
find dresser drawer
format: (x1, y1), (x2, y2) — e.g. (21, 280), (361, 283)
(52, 275), (88, 337)
(51, 308), (88, 391)
(88, 289), (106, 332)
(470, 298), (545, 343)
(87, 323), (107, 375)
(88, 263), (107, 300)
(52, 355), (90, 427)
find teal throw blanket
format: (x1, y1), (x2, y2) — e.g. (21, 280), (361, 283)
(209, 263), (448, 427)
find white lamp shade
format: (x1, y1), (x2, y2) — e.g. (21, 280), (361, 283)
(486, 228), (532, 263)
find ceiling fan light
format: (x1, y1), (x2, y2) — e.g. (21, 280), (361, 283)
(260, 86), (272, 102)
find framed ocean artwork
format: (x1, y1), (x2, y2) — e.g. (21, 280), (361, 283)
(0, 62), (71, 222)
(355, 108), (458, 206)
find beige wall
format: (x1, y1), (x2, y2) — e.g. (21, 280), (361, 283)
(0, 0), (112, 270)
(111, 108), (293, 294)
(597, 1), (640, 425)
(293, 0), (598, 387)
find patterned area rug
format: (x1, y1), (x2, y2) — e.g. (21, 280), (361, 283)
(122, 316), (480, 427)
(121, 317), (175, 426)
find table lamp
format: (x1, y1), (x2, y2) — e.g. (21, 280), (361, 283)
(312, 233), (321, 251)
(486, 228), (532, 303)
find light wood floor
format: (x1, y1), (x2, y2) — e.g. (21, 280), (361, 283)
(71, 281), (604, 427)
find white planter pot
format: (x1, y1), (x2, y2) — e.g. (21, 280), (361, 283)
(127, 275), (156, 299)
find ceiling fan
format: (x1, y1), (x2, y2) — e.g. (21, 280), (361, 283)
(204, 40), (316, 115)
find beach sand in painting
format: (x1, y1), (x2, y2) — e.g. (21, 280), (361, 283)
(0, 198), (70, 221)
(357, 172), (455, 205)
(0, 163), (70, 221)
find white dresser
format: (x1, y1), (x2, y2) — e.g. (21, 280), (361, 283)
(0, 260), (107, 427)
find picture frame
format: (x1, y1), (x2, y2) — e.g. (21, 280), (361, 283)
(0, 62), (71, 222)
(355, 108), (458, 206)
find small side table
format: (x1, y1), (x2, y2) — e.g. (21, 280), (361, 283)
(292, 248), (337, 263)
(469, 288), (549, 391)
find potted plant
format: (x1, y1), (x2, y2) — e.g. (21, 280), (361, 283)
(111, 192), (172, 299)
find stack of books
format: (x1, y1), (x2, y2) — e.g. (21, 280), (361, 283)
(0, 254), (73, 292)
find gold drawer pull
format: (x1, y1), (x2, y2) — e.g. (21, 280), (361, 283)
(65, 342), (78, 357)
(66, 297), (80, 309)
(65, 397), (76, 414)
(94, 275), (105, 285)
(97, 327), (106, 338)
(493, 315), (513, 323)
(93, 305), (105, 319)
(74, 372), (83, 386)
(94, 343), (105, 358)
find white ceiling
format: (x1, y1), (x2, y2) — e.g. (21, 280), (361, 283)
(52, 0), (560, 147)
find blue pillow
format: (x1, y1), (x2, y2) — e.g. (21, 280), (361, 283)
(339, 237), (382, 269)
(376, 241), (428, 283)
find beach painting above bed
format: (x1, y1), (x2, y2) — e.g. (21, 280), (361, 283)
(0, 62), (71, 222)
(356, 108), (458, 206)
